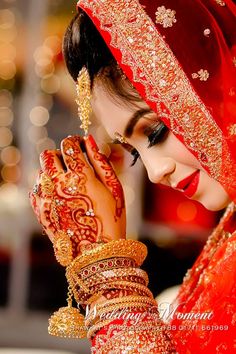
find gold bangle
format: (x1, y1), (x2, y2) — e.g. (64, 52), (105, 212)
(67, 240), (147, 275)
(66, 241), (148, 307)
(86, 267), (149, 286)
(68, 275), (147, 306)
(69, 274), (148, 305)
(79, 257), (137, 280)
(67, 265), (147, 302)
(67, 271), (91, 293)
(67, 268), (150, 306)
(85, 274), (147, 289)
(96, 295), (157, 311)
(90, 280), (153, 299)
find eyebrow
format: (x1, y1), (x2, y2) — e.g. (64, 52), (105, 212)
(124, 108), (153, 138)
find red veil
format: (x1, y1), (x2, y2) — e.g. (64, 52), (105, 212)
(77, 0), (236, 202)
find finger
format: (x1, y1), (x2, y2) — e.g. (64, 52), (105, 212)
(29, 188), (42, 224)
(60, 135), (93, 174)
(36, 169), (43, 184)
(84, 134), (114, 183)
(40, 150), (64, 178)
(84, 135), (125, 214)
(29, 169), (44, 219)
(29, 188), (54, 242)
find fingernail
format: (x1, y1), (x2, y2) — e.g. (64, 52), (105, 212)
(88, 135), (99, 151)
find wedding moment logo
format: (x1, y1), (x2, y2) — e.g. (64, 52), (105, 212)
(158, 301), (214, 321)
(84, 301), (214, 325)
(81, 302), (229, 332)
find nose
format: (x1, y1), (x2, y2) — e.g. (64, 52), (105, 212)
(143, 157), (176, 185)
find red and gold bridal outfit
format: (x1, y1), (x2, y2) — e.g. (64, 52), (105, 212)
(75, 0), (236, 352)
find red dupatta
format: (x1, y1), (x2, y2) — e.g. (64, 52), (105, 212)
(76, 0), (236, 202)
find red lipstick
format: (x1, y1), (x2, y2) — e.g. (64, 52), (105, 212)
(176, 170), (200, 198)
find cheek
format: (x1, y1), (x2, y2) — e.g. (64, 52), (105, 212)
(160, 132), (202, 168)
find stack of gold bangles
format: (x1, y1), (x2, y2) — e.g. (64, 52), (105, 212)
(48, 239), (159, 339)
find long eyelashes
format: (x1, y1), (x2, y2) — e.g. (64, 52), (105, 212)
(113, 122), (169, 166)
(130, 148), (140, 166)
(147, 123), (169, 148)
(130, 122), (169, 166)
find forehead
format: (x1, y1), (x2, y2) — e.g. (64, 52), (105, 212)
(91, 81), (148, 138)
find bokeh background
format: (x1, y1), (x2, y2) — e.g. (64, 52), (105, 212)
(0, 0), (222, 353)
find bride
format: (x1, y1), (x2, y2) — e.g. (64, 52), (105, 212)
(30, 0), (236, 352)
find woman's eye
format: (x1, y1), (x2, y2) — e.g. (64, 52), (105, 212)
(130, 148), (140, 166)
(147, 122), (169, 148)
(130, 123), (168, 166)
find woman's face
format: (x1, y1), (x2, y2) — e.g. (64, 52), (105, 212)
(91, 81), (231, 211)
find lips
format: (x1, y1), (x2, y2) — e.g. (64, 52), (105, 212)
(176, 170), (200, 198)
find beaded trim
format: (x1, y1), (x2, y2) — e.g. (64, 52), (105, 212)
(79, 257), (136, 280)
(86, 274), (147, 288)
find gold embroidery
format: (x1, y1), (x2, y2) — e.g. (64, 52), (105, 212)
(78, 0), (236, 189)
(155, 6), (177, 28)
(173, 203), (236, 349)
(215, 0), (226, 6)
(233, 57), (236, 67)
(228, 124), (236, 136)
(203, 28), (211, 37)
(192, 69), (210, 81)
(92, 318), (176, 353)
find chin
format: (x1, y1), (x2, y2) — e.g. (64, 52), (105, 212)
(199, 194), (231, 212)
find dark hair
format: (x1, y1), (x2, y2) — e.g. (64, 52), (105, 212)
(63, 10), (142, 105)
(63, 11), (114, 83)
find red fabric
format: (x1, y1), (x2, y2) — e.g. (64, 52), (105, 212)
(170, 231), (236, 353)
(141, 0), (236, 133)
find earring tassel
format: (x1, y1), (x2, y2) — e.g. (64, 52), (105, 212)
(48, 305), (87, 338)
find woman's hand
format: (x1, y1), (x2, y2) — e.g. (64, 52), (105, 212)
(29, 135), (126, 265)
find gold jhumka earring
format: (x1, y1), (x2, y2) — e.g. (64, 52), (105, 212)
(48, 282), (87, 338)
(76, 67), (92, 136)
(48, 67), (93, 339)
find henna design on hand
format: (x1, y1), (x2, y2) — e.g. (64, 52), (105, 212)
(94, 153), (125, 221)
(29, 136), (125, 265)
(85, 135), (125, 221)
(40, 150), (63, 178)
